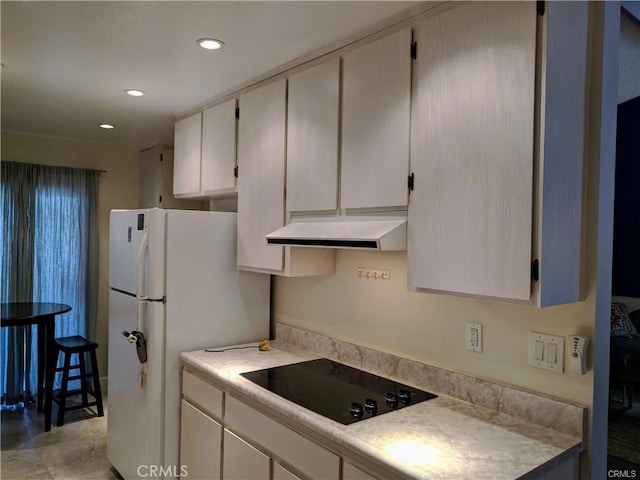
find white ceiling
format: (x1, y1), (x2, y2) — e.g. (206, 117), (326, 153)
(1, 1), (424, 151)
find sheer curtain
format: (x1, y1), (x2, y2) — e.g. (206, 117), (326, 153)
(1, 161), (100, 406)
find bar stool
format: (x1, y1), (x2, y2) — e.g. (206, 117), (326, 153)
(52, 335), (104, 427)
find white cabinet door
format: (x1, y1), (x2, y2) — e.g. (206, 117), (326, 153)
(287, 58), (340, 213)
(341, 28), (412, 210)
(222, 429), (270, 480)
(180, 400), (222, 480)
(140, 146), (204, 209)
(173, 112), (202, 196)
(202, 99), (237, 195)
(343, 462), (378, 480)
(408, 2), (536, 301)
(273, 463), (301, 480)
(237, 80), (286, 272)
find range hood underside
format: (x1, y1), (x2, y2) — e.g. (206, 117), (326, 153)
(265, 218), (407, 251)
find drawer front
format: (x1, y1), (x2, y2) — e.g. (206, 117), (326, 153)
(226, 396), (340, 479)
(182, 370), (224, 420)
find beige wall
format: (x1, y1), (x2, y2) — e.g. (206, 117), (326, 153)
(1, 131), (140, 377)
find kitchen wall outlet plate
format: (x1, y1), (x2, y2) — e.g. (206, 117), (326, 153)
(527, 332), (564, 373)
(466, 322), (482, 353)
(356, 267), (390, 280)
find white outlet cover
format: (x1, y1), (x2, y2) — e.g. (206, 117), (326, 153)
(466, 322), (482, 353)
(528, 332), (564, 373)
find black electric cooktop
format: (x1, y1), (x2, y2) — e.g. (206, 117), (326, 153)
(240, 358), (437, 425)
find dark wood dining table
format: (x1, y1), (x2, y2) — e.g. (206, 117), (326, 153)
(1, 302), (72, 431)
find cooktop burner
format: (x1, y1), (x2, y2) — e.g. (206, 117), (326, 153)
(240, 358), (437, 425)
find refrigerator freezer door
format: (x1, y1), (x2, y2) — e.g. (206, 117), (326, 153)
(107, 289), (165, 479)
(109, 208), (166, 300)
(162, 210), (270, 470)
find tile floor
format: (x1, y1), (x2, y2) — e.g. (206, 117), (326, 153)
(0, 393), (120, 480)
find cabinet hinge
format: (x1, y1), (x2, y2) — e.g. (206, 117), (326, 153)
(233, 166), (239, 178)
(160, 153), (163, 162)
(537, 1), (545, 16)
(410, 41), (417, 60)
(408, 172), (415, 192)
(531, 259), (539, 282)
(235, 107), (240, 119)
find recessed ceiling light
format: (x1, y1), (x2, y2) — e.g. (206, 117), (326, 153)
(197, 38), (225, 50)
(125, 89), (145, 97)
(99, 123), (115, 129)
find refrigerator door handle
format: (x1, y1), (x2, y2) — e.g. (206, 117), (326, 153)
(136, 231), (149, 302)
(136, 231), (149, 333)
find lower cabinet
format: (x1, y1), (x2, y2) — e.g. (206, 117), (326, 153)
(179, 400), (222, 480)
(273, 463), (301, 480)
(223, 429), (270, 480)
(343, 462), (379, 480)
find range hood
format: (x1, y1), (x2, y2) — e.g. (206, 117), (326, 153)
(265, 216), (406, 251)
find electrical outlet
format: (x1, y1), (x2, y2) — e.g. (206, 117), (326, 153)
(466, 322), (482, 353)
(356, 268), (391, 280)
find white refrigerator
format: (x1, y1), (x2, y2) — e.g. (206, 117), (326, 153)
(107, 208), (270, 479)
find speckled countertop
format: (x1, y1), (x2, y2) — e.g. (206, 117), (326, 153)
(181, 326), (583, 480)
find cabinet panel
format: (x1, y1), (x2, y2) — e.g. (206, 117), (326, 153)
(180, 400), (221, 480)
(174, 113), (202, 196)
(408, 2), (536, 300)
(225, 396), (340, 479)
(341, 28), (412, 210)
(343, 462), (379, 480)
(273, 463), (301, 480)
(182, 370), (223, 420)
(535, 1), (587, 306)
(237, 80), (286, 272)
(222, 429), (270, 480)
(202, 99), (237, 195)
(287, 58), (340, 213)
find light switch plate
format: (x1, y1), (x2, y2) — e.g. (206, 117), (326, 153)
(528, 332), (564, 373)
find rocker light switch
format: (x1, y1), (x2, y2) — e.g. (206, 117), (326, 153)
(535, 341), (544, 361)
(528, 332), (564, 373)
(547, 343), (558, 363)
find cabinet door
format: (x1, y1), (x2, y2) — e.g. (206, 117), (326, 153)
(341, 28), (412, 210)
(237, 80), (286, 272)
(180, 400), (221, 480)
(139, 145), (163, 208)
(174, 113), (202, 196)
(408, 2), (536, 300)
(202, 99), (237, 195)
(273, 463), (301, 480)
(343, 462), (378, 480)
(287, 58), (340, 213)
(222, 429), (270, 480)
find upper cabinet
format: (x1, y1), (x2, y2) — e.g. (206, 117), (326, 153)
(407, 1), (587, 306)
(341, 28), (412, 210)
(173, 113), (202, 196)
(286, 58), (340, 214)
(237, 80), (287, 273)
(139, 145), (203, 210)
(201, 99), (238, 196)
(173, 99), (238, 198)
(237, 79), (335, 276)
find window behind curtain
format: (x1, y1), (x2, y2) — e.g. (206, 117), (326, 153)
(1, 162), (100, 406)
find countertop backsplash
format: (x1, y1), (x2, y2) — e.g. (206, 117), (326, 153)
(275, 322), (585, 439)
